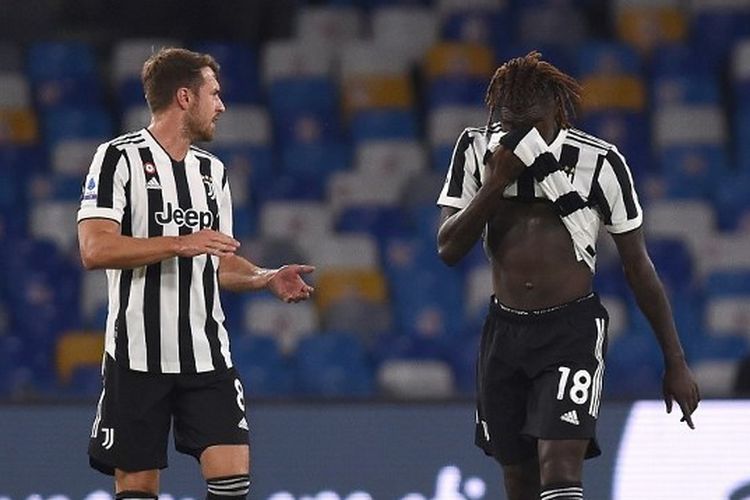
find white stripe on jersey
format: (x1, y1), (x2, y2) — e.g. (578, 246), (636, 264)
(78, 129), (234, 374)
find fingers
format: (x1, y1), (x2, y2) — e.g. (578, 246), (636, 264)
(297, 264), (315, 274)
(664, 394), (673, 414)
(678, 401), (695, 430)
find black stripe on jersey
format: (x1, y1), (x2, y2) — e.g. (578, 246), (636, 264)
(470, 142), (482, 187)
(172, 159), (197, 373)
(139, 147), (164, 373)
(554, 191), (588, 217)
(189, 145), (219, 160)
(111, 132), (142, 147)
(111, 138), (146, 147)
(567, 135), (609, 153)
(559, 144), (580, 179)
(569, 129), (611, 149)
(516, 169), (536, 199)
(447, 130), (473, 198)
(589, 154), (612, 225)
(97, 146), (123, 208)
(115, 268), (133, 366)
(198, 156), (225, 370)
(529, 153), (559, 181)
(115, 159), (133, 365)
(606, 149), (638, 220)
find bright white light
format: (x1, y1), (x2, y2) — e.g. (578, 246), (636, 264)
(464, 477), (486, 499)
(614, 400), (750, 500)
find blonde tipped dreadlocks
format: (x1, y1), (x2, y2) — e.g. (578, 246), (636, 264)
(485, 51), (582, 130)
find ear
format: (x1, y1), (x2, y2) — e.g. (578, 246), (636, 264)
(175, 87), (192, 110)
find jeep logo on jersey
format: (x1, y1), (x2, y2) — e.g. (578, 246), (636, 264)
(155, 202), (213, 229)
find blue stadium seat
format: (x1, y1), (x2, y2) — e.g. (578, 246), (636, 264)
(427, 77), (487, 107)
(210, 144), (274, 196)
(685, 333), (750, 365)
(659, 145), (728, 200)
(350, 110), (418, 143)
(652, 75), (721, 106)
(232, 335), (293, 397)
(191, 41), (260, 104)
(705, 270), (750, 298)
(496, 42), (575, 77)
(26, 41), (97, 82)
(335, 205), (413, 242)
(647, 238), (695, 294)
(117, 77), (147, 109)
(735, 107), (750, 171)
(294, 333), (375, 397)
(604, 334), (663, 398)
(27, 41), (102, 110)
(446, 332), (481, 394)
(269, 78), (340, 144)
(279, 141), (349, 194)
(42, 107), (114, 146)
(575, 41), (641, 77)
(712, 173), (750, 231)
(579, 111), (651, 179)
(690, 9), (750, 71)
(66, 365), (103, 399)
(649, 43), (715, 78)
(441, 9), (512, 55)
(254, 172), (325, 202)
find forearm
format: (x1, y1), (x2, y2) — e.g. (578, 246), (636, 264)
(80, 231), (180, 270)
(438, 183), (508, 266)
(219, 254), (276, 292)
(624, 260), (686, 365)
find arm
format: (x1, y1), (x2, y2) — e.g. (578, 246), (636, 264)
(612, 227), (700, 427)
(437, 147), (522, 266)
(78, 219), (240, 270)
(218, 254), (315, 303)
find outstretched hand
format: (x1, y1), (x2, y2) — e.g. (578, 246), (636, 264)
(268, 264), (315, 303)
(663, 361), (701, 429)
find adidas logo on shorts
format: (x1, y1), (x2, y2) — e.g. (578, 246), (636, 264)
(238, 417), (249, 431)
(560, 410), (580, 426)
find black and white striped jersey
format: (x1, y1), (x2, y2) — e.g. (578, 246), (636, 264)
(78, 129), (234, 374)
(437, 124), (643, 264)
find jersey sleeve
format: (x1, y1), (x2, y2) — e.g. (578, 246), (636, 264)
(77, 143), (130, 224)
(218, 166), (233, 238)
(436, 128), (482, 210)
(595, 147), (643, 234)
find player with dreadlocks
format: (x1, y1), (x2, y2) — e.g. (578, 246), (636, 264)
(436, 52), (699, 500)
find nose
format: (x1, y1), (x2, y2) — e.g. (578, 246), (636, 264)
(217, 98), (226, 113)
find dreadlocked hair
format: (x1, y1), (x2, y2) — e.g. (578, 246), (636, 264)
(485, 51), (582, 130)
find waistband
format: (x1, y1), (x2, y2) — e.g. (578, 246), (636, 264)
(489, 292), (598, 323)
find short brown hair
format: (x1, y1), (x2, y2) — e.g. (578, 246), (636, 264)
(141, 47), (220, 113)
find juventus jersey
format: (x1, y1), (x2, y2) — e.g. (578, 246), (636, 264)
(437, 125), (643, 266)
(78, 129), (234, 374)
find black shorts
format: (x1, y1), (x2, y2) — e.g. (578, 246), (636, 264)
(89, 354), (249, 475)
(475, 293), (609, 465)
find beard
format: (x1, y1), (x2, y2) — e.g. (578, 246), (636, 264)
(185, 108), (215, 143)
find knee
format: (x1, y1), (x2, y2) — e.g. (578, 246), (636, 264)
(538, 441), (585, 486)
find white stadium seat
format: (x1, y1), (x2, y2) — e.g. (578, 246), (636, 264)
(706, 297), (750, 338)
(428, 105), (488, 147)
(30, 200), (80, 252)
(211, 106), (270, 146)
(259, 201), (333, 242)
(52, 139), (102, 176)
(245, 298), (318, 353)
(112, 38), (180, 83)
(261, 40), (335, 84)
(327, 170), (405, 213)
(692, 359), (740, 398)
(0, 72), (31, 108)
(355, 140), (427, 177)
(653, 104), (727, 150)
(302, 233), (379, 272)
(377, 359), (456, 399)
(295, 6), (363, 50)
(121, 105), (151, 134)
(371, 6), (439, 63)
(339, 41), (412, 80)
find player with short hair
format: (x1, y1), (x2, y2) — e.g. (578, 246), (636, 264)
(78, 47), (315, 499)
(436, 51), (700, 500)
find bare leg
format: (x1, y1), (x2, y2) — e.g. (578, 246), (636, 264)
(501, 456), (540, 500)
(115, 469), (159, 496)
(537, 439), (587, 486)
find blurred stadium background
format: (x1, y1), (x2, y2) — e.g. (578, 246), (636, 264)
(2, 0), (750, 403)
(3, 0), (750, 497)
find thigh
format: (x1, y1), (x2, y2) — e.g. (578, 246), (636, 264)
(173, 367), (250, 460)
(523, 310), (607, 458)
(476, 317), (536, 465)
(89, 355), (173, 475)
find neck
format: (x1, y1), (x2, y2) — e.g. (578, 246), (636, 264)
(536, 121), (560, 144)
(147, 112), (191, 162)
